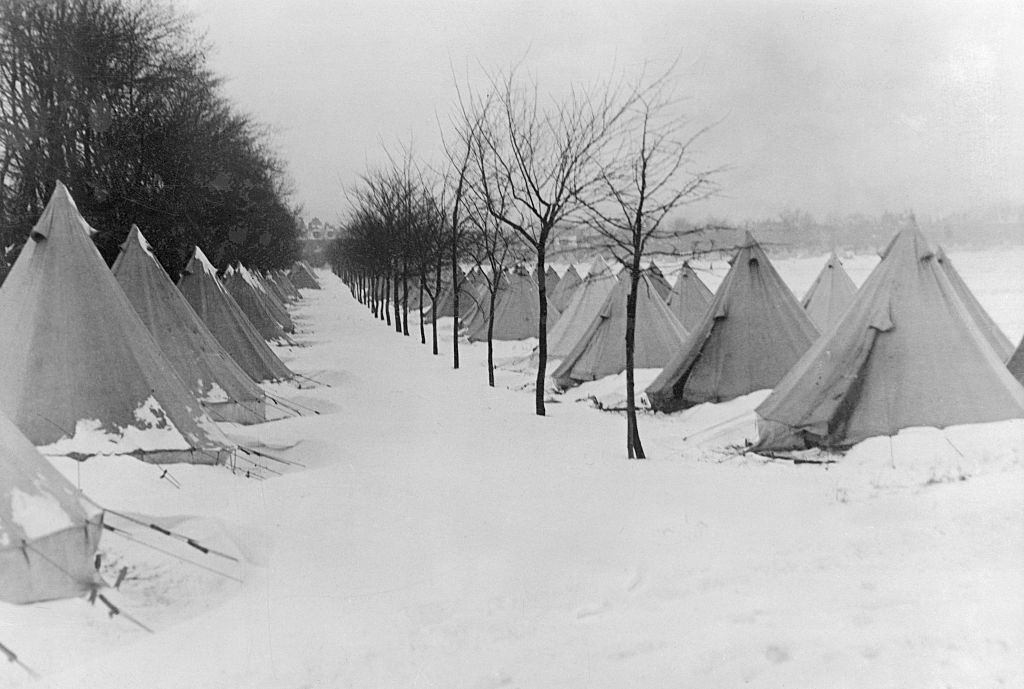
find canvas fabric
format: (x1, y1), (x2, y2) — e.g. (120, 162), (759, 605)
(112, 227), (266, 425)
(553, 272), (688, 387)
(178, 247), (294, 383)
(0, 183), (233, 463)
(754, 224), (1024, 451)
(646, 233), (819, 412)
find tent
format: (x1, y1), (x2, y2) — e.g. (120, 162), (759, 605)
(544, 265), (561, 296)
(754, 223), (1024, 451)
(647, 233), (819, 412)
(289, 261), (321, 289)
(546, 256), (619, 359)
(643, 261), (672, 300)
(466, 267), (559, 341)
(112, 226), (267, 425)
(225, 265), (295, 341)
(1, 411), (104, 604)
(242, 265), (296, 333)
(459, 272), (506, 336)
(666, 262), (713, 333)
(1009, 337), (1024, 384)
(0, 183), (234, 463)
(801, 251), (858, 331)
(178, 247), (294, 383)
(936, 247), (1013, 361)
(553, 272), (688, 388)
(273, 270), (303, 301)
(261, 269), (294, 306)
(549, 264), (582, 312)
(431, 267), (480, 321)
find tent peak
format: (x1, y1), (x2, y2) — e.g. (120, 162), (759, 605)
(587, 255), (613, 277)
(31, 180), (94, 241)
(122, 225), (156, 259)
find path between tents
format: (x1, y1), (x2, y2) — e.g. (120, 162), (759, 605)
(30, 272), (1024, 689)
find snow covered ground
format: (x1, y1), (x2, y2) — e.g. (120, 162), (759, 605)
(3, 248), (1023, 688)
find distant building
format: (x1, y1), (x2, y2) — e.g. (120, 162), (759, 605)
(299, 216), (341, 265)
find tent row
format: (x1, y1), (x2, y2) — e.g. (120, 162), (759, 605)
(0, 182), (319, 465)
(408, 225), (1022, 453)
(1, 183), (323, 604)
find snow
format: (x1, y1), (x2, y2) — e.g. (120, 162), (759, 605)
(192, 246), (220, 276)
(2, 251), (1022, 688)
(38, 397), (192, 458)
(200, 379), (230, 404)
(7, 488), (75, 539)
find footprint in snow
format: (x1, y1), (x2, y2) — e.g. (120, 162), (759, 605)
(575, 599), (610, 619)
(623, 566), (644, 593)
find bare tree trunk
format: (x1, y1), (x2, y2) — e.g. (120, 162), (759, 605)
(402, 261), (410, 336)
(384, 272), (391, 325)
(452, 248), (460, 370)
(487, 286), (498, 387)
(625, 258), (645, 459)
(418, 271), (426, 344)
(534, 245), (548, 416)
(432, 259), (441, 355)
(392, 267), (402, 333)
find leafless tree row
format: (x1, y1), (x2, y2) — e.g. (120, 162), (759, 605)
(332, 61), (720, 458)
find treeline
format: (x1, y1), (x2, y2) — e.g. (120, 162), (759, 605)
(655, 205), (1024, 258)
(0, 0), (300, 280)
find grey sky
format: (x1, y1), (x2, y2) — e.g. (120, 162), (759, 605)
(181, 0), (1024, 223)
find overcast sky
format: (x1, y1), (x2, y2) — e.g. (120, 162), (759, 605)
(180, 0), (1024, 224)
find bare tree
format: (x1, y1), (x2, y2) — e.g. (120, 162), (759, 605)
(458, 65), (642, 415)
(439, 114), (480, 370)
(464, 170), (527, 386)
(580, 76), (720, 458)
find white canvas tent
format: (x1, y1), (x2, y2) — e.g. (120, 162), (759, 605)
(553, 272), (688, 388)
(112, 226), (267, 425)
(178, 247), (294, 383)
(0, 183), (234, 464)
(801, 251), (858, 331)
(1, 411), (104, 604)
(647, 233), (819, 412)
(755, 223), (1024, 451)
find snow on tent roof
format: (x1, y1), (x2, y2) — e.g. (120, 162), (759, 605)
(801, 251), (858, 332)
(466, 267), (559, 342)
(546, 260), (619, 359)
(754, 222), (1024, 452)
(549, 264), (582, 312)
(289, 261), (321, 289)
(553, 272), (688, 388)
(113, 226), (266, 425)
(666, 262), (713, 333)
(0, 410), (103, 603)
(936, 247), (1014, 362)
(178, 246), (294, 383)
(0, 183), (234, 464)
(646, 232), (819, 412)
